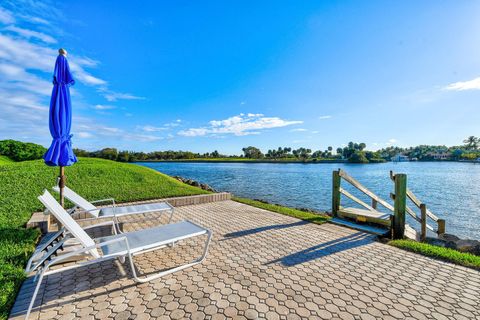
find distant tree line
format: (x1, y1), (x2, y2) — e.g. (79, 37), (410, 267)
(377, 136), (480, 161)
(73, 148), (228, 162)
(242, 142), (384, 163)
(1, 136), (478, 163)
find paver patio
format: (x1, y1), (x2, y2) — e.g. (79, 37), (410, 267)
(11, 200), (480, 319)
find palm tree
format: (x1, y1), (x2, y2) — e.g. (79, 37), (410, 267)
(463, 136), (479, 150)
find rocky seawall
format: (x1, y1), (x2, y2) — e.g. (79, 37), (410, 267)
(428, 234), (480, 256)
(173, 176), (217, 192)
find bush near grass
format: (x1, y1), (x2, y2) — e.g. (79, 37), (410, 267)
(0, 140), (46, 162)
(0, 157), (208, 319)
(389, 239), (480, 270)
(233, 197), (330, 224)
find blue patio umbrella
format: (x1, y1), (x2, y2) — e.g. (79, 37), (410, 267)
(43, 48), (77, 207)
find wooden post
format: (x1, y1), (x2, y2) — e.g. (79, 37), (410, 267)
(437, 219), (446, 235)
(332, 170), (341, 216)
(393, 174), (407, 239)
(420, 203), (427, 242)
(371, 199), (378, 210)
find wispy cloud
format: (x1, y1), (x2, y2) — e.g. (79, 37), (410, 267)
(0, 3), (144, 144)
(178, 113), (303, 137)
(318, 115), (332, 120)
(74, 120), (163, 142)
(4, 25), (56, 43)
(101, 89), (145, 102)
(386, 138), (398, 146)
(140, 125), (168, 132)
(0, 7), (15, 24)
(444, 77), (480, 91)
(93, 104), (116, 110)
(290, 128), (307, 132)
(138, 120), (182, 132)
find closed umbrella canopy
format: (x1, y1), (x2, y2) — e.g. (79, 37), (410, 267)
(44, 52), (77, 167)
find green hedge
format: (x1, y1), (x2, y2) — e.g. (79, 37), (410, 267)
(0, 140), (46, 162)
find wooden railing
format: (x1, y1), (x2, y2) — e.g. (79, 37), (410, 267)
(333, 169), (394, 213)
(332, 169), (446, 240)
(389, 171), (445, 241)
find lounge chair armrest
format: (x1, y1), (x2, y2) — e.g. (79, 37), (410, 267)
(90, 198), (116, 206)
(82, 220), (116, 231)
(76, 207), (107, 214)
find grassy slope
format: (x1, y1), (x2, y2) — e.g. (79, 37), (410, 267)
(233, 197), (330, 224)
(389, 240), (480, 270)
(0, 156), (14, 165)
(0, 157), (207, 319)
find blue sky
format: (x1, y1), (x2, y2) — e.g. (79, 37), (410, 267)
(1, 1), (479, 154)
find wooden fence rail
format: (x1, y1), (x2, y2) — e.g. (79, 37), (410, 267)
(389, 171), (445, 241)
(332, 169), (446, 241)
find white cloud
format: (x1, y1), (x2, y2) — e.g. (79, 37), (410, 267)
(140, 125), (167, 132)
(4, 25), (57, 43)
(444, 77), (480, 91)
(0, 7), (14, 24)
(94, 104), (116, 110)
(139, 120), (183, 132)
(290, 128), (307, 132)
(386, 138), (398, 146)
(77, 132), (93, 138)
(101, 90), (145, 102)
(0, 4), (145, 145)
(318, 115), (332, 120)
(74, 121), (163, 142)
(178, 114), (303, 137)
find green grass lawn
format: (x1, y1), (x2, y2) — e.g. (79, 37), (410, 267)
(0, 157), (208, 319)
(233, 197), (330, 224)
(0, 156), (14, 165)
(389, 239), (480, 270)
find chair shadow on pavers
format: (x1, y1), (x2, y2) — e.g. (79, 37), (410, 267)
(266, 232), (375, 266)
(10, 236), (208, 319)
(223, 220), (309, 239)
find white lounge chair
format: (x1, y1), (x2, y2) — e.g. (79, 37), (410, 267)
(25, 190), (212, 320)
(52, 185), (174, 230)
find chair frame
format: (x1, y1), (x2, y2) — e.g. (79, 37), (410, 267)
(51, 185), (175, 233)
(25, 191), (212, 320)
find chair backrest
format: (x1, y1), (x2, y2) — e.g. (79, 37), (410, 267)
(38, 190), (100, 258)
(52, 185), (100, 218)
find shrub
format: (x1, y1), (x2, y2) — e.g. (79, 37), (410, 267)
(0, 140), (46, 162)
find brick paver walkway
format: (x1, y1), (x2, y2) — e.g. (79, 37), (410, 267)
(11, 200), (480, 319)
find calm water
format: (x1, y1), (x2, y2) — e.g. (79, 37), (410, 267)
(138, 161), (480, 240)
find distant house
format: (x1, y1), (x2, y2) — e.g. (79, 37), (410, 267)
(428, 152), (450, 160)
(391, 154), (409, 162)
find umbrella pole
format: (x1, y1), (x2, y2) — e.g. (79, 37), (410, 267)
(59, 166), (65, 208)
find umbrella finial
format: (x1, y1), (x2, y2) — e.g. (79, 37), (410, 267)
(58, 48), (67, 57)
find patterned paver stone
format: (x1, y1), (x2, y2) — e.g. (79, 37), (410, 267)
(9, 200), (480, 319)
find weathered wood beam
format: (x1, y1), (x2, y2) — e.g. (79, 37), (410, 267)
(339, 169), (394, 212)
(339, 187), (375, 212)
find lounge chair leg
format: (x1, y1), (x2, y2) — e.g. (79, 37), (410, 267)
(26, 268), (47, 320)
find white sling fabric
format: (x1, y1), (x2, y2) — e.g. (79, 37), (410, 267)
(38, 190), (100, 258)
